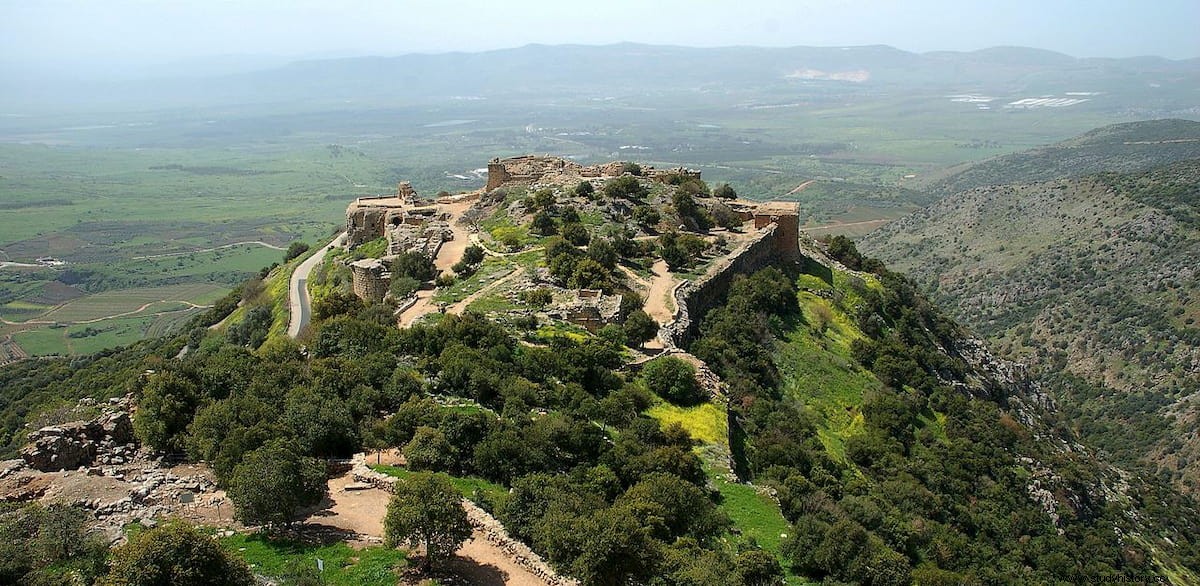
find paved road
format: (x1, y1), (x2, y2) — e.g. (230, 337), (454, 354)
(288, 234), (346, 338)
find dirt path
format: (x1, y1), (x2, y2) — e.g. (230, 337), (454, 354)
(1, 299), (211, 327)
(447, 267), (520, 315)
(132, 240), (285, 260)
(308, 469), (547, 586)
(435, 200), (475, 272)
(397, 290), (438, 327)
(786, 179), (816, 195)
(630, 260), (676, 350)
(641, 260), (677, 325)
(802, 218), (891, 234)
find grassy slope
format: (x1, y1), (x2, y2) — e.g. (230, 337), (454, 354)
(645, 394), (801, 584)
(640, 266), (904, 584)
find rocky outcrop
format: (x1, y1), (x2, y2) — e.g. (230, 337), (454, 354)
(21, 400), (135, 472)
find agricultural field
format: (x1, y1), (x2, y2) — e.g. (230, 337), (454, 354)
(1, 283), (226, 356)
(2, 48), (1184, 355)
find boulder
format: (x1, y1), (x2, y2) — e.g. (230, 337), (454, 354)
(21, 425), (97, 472)
(99, 412), (133, 445)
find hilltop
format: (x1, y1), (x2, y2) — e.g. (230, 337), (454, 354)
(862, 149), (1200, 492)
(2, 156), (1199, 585)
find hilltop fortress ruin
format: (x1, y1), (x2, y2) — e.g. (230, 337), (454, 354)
(484, 155), (701, 191)
(342, 155), (807, 337)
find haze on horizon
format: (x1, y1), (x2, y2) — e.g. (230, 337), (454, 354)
(2, 0), (1198, 80)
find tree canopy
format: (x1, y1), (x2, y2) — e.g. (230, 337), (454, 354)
(384, 472), (472, 572)
(101, 521), (255, 586)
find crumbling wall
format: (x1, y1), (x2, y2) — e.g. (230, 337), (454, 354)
(21, 399), (135, 472)
(658, 222), (816, 349)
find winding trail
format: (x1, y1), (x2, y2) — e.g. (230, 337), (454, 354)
(131, 240), (285, 260)
(786, 179), (816, 195)
(288, 234), (346, 338)
(0, 300), (210, 327)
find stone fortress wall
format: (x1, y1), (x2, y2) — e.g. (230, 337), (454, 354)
(658, 202), (808, 349)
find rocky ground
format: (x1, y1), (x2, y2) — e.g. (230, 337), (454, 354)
(0, 396), (228, 543)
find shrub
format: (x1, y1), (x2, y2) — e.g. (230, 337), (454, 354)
(642, 356), (705, 406)
(283, 241), (311, 262)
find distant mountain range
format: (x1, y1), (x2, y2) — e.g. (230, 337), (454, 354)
(4, 43), (1198, 111)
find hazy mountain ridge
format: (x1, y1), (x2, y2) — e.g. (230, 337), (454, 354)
(861, 146), (1200, 492)
(924, 119), (1200, 195)
(5, 42), (1198, 111)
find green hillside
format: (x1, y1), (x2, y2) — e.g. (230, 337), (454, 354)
(862, 157), (1200, 493)
(923, 119), (1200, 195)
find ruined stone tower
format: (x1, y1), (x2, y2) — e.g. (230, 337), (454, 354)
(753, 202), (801, 259)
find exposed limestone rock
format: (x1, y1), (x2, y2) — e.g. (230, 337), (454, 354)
(21, 427), (97, 472)
(19, 397), (136, 472)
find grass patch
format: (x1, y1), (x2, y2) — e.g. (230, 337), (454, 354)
(532, 321), (590, 343)
(351, 237), (387, 259)
(432, 258), (514, 304)
(714, 476), (791, 555)
(369, 465), (508, 509)
(220, 532), (407, 586)
(646, 400), (727, 446)
(775, 271), (883, 464)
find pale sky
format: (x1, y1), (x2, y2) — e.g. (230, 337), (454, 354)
(2, 0), (1198, 77)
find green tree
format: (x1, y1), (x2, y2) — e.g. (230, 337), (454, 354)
(633, 205), (661, 227)
(642, 356), (704, 406)
(660, 236), (690, 271)
(587, 238), (618, 269)
(391, 251), (437, 282)
(312, 289), (366, 321)
(461, 245), (486, 266)
(532, 211), (558, 236)
(619, 472), (728, 541)
(533, 188), (557, 209)
(562, 222), (591, 246)
(283, 388), (360, 457)
(283, 241), (311, 262)
(574, 181), (595, 198)
(390, 275), (421, 298)
(604, 176), (648, 200)
(520, 288), (555, 308)
(560, 206), (581, 224)
(226, 305), (272, 349)
(134, 371), (200, 454)
(569, 258), (611, 290)
(623, 310), (658, 349)
(735, 549), (785, 586)
(403, 426), (455, 471)
(384, 472), (472, 572)
(0, 503), (107, 585)
(101, 521), (255, 586)
(713, 183), (737, 199)
(227, 439), (326, 527)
